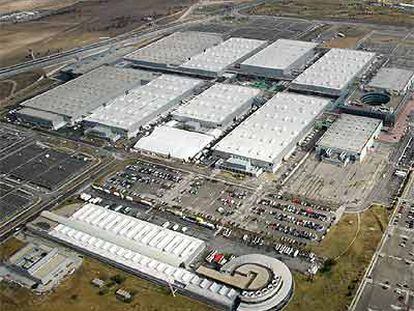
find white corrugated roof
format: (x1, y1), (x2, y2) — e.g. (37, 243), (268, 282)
(22, 66), (156, 120)
(70, 203), (205, 265)
(180, 37), (267, 74)
(172, 83), (260, 126)
(317, 114), (382, 153)
(241, 39), (317, 70)
(86, 75), (203, 136)
(292, 48), (375, 91)
(134, 126), (214, 160)
(213, 92), (331, 163)
(124, 31), (223, 66)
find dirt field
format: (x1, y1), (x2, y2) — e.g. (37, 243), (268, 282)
(0, 0), (79, 13)
(283, 144), (391, 207)
(286, 205), (388, 311)
(0, 237), (26, 260)
(0, 252), (215, 311)
(324, 25), (371, 49)
(0, 0), (195, 66)
(249, 0), (414, 27)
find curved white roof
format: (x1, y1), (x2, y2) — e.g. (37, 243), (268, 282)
(222, 254), (293, 311)
(134, 126), (214, 160)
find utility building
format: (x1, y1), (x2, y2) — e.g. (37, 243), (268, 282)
(316, 114), (382, 164)
(84, 75), (203, 140)
(172, 83), (261, 129)
(213, 92), (331, 173)
(240, 39), (318, 79)
(180, 37), (267, 77)
(290, 48), (375, 96)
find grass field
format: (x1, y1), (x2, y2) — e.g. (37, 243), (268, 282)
(249, 0), (414, 27)
(0, 249), (215, 311)
(285, 205), (389, 311)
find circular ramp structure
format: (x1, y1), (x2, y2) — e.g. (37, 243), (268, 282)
(220, 254), (294, 311)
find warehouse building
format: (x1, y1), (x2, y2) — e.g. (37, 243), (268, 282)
(39, 206), (239, 310)
(172, 83), (261, 130)
(239, 39), (318, 79)
(290, 48), (375, 96)
(134, 126), (214, 161)
(213, 92), (331, 173)
(19, 66), (157, 127)
(124, 31), (223, 71)
(316, 114), (382, 164)
(84, 75), (203, 140)
(367, 67), (414, 95)
(44, 203), (206, 267)
(180, 37), (267, 77)
(16, 108), (67, 130)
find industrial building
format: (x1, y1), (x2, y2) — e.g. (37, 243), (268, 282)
(367, 67), (414, 95)
(134, 126), (214, 161)
(290, 48), (376, 96)
(172, 83), (261, 129)
(37, 206), (239, 310)
(20, 66), (157, 127)
(1, 242), (81, 292)
(180, 37), (267, 77)
(16, 108), (67, 130)
(213, 92), (331, 173)
(316, 114), (382, 164)
(239, 39), (318, 79)
(84, 75), (203, 140)
(44, 203), (206, 267)
(124, 31), (223, 71)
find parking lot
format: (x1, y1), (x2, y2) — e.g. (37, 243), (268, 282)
(355, 202), (414, 311)
(102, 160), (186, 199)
(0, 180), (35, 222)
(175, 177), (253, 223)
(244, 194), (335, 244)
(0, 142), (91, 191)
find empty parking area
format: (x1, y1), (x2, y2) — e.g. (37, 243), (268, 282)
(0, 181), (34, 222)
(0, 127), (28, 151)
(283, 144), (391, 207)
(187, 17), (315, 41)
(0, 142), (91, 190)
(358, 31), (408, 55)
